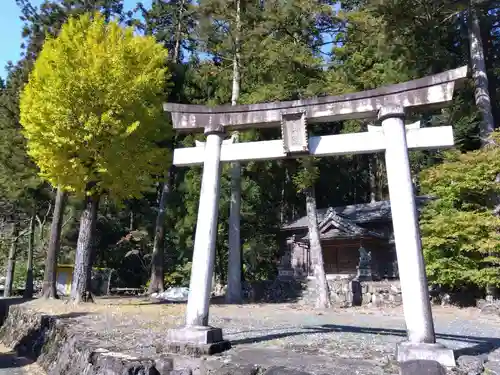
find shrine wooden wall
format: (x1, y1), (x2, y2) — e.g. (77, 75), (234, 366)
(285, 236), (397, 279)
(321, 238), (389, 276)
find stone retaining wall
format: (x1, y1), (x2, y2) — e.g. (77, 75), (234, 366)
(0, 304), (96, 374)
(0, 304), (209, 375)
(0, 303), (183, 375)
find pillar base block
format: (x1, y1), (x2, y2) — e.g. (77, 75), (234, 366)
(397, 342), (456, 367)
(162, 326), (231, 357)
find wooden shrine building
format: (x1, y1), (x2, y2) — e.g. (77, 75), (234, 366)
(278, 196), (433, 280)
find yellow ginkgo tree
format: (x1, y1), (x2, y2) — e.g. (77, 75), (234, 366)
(20, 12), (170, 303)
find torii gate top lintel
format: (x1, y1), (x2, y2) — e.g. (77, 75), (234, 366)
(163, 65), (468, 133)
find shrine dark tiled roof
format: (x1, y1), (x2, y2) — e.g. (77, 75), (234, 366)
(281, 195), (434, 230)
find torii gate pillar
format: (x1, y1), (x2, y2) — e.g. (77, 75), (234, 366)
(165, 128), (232, 354)
(378, 105), (455, 366)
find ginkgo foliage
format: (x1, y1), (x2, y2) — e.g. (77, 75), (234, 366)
(19, 12), (170, 302)
(20, 12), (171, 201)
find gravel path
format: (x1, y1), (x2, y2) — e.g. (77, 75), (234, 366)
(211, 304), (500, 353)
(201, 305), (500, 374)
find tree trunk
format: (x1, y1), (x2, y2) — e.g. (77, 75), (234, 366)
(129, 211), (134, 231)
(353, 155), (359, 202)
(469, 3), (497, 299)
(479, 9), (500, 128)
(369, 155), (377, 203)
(280, 166), (286, 224)
(147, 0), (185, 295)
(71, 192), (100, 303)
(230, 0), (241, 109)
(23, 208), (36, 299)
(305, 187), (331, 308)
(376, 156), (385, 200)
(42, 188), (66, 299)
(4, 222), (19, 298)
(173, 0), (184, 63)
(216, 239), (225, 284)
(148, 174), (171, 294)
(227, 0), (243, 304)
(469, 3), (495, 145)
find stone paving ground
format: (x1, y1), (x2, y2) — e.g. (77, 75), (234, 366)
(4, 298), (500, 374)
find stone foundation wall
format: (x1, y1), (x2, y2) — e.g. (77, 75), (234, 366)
(213, 280), (306, 303)
(216, 279), (493, 310)
(300, 279), (402, 307)
(242, 280), (306, 303)
(214, 278), (403, 307)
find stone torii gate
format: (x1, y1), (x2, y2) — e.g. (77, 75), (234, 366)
(163, 66), (468, 366)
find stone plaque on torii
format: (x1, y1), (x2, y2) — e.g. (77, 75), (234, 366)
(163, 66), (468, 366)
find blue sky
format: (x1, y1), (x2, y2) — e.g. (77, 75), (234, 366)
(0, 0), (151, 79)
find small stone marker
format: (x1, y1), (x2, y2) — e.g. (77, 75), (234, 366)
(216, 363), (260, 375)
(89, 349), (160, 375)
(168, 370), (193, 375)
(484, 361), (500, 375)
(400, 360), (446, 375)
(154, 356), (174, 375)
(396, 342), (455, 368)
(456, 355), (485, 374)
(262, 366), (313, 375)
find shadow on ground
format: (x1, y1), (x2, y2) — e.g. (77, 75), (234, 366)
(230, 323), (500, 357)
(0, 351), (34, 369)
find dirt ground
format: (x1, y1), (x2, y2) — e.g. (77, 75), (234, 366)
(23, 295), (495, 323)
